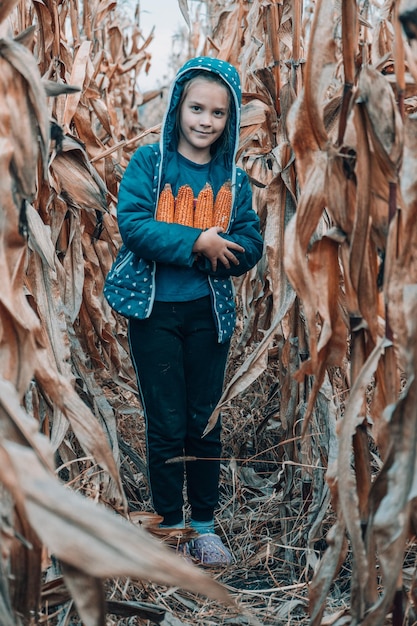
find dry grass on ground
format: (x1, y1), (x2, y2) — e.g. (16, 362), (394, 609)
(97, 343), (417, 626)
(101, 355), (344, 626)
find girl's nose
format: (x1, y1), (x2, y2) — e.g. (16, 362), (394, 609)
(200, 112), (211, 126)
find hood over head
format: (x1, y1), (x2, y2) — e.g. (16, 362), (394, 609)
(158, 56), (242, 187)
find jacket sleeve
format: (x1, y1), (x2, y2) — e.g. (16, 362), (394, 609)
(117, 146), (203, 267)
(196, 170), (264, 277)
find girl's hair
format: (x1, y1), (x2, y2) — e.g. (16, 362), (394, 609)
(175, 71), (232, 158)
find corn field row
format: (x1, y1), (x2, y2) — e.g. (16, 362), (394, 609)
(1, 0), (417, 624)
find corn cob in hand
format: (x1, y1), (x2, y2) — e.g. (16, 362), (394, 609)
(174, 184), (194, 226)
(194, 182), (214, 229)
(213, 180), (232, 229)
(155, 183), (175, 222)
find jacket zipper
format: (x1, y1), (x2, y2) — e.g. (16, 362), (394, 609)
(113, 248), (134, 275)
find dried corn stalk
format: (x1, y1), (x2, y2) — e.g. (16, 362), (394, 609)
(2, 0), (417, 623)
(0, 1), (234, 623)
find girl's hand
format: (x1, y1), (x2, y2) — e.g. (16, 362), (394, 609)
(192, 226), (245, 271)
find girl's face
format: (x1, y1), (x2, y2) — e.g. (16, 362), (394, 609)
(177, 78), (230, 164)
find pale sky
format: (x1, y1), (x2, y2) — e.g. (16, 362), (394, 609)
(137, 0), (188, 90)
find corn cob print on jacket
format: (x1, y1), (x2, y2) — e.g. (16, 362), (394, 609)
(104, 56), (264, 344)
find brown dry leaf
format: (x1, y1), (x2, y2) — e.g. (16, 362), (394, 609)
(18, 208), (121, 481)
(10, 505), (43, 621)
(398, 114), (417, 224)
(60, 213), (84, 322)
(108, 24), (124, 64)
(94, 0), (117, 28)
(0, 289), (40, 398)
(283, 162), (327, 370)
(360, 288), (417, 624)
(69, 330), (123, 504)
(299, 236), (348, 431)
(239, 98), (273, 154)
(129, 511), (164, 528)
(348, 103), (381, 342)
(73, 104), (107, 165)
(25, 213), (73, 381)
(386, 115), (417, 360)
(60, 563), (106, 626)
(335, 337), (391, 608)
(0, 379), (54, 469)
(34, 350), (124, 493)
(209, 2), (249, 67)
(0, 151), (43, 397)
(63, 40), (92, 129)
(357, 66), (404, 182)
(0, 0), (19, 24)
(32, 0), (55, 68)
(0, 438), (233, 607)
(284, 0), (386, 435)
(49, 135), (108, 215)
(298, 0), (337, 158)
(0, 38), (49, 198)
(308, 515), (348, 626)
(90, 96), (114, 137)
(371, 2), (394, 64)
(283, 0), (340, 373)
(204, 289), (295, 435)
(119, 50), (150, 75)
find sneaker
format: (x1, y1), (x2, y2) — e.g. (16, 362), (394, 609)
(188, 533), (233, 568)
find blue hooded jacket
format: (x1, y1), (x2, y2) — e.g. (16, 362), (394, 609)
(104, 56), (264, 343)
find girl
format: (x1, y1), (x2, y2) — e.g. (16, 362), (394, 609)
(104, 57), (263, 567)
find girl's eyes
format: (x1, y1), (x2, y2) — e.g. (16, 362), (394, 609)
(189, 105), (225, 117)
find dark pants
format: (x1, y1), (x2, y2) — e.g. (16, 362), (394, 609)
(128, 296), (230, 526)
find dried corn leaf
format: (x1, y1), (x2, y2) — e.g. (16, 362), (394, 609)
(73, 104), (106, 163)
(93, 0), (117, 27)
(0, 40), (49, 197)
(89, 96), (113, 137)
(209, 2), (249, 67)
(349, 103), (380, 340)
(108, 24), (124, 63)
(0, 150), (42, 396)
(302, 0), (337, 152)
(34, 351), (122, 491)
(263, 175), (295, 314)
(0, 437), (232, 607)
(297, 236), (348, 434)
(336, 337), (391, 609)
(386, 114), (417, 358)
(27, 203), (56, 270)
(49, 134), (108, 214)
(31, 1), (56, 70)
(0, 379), (54, 469)
(0, 0), (19, 24)
(360, 288), (417, 623)
(63, 40), (92, 129)
(119, 50), (150, 75)
(356, 66), (403, 182)
(283, 162), (327, 372)
(204, 288), (295, 434)
(60, 564), (106, 626)
(308, 515), (348, 626)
